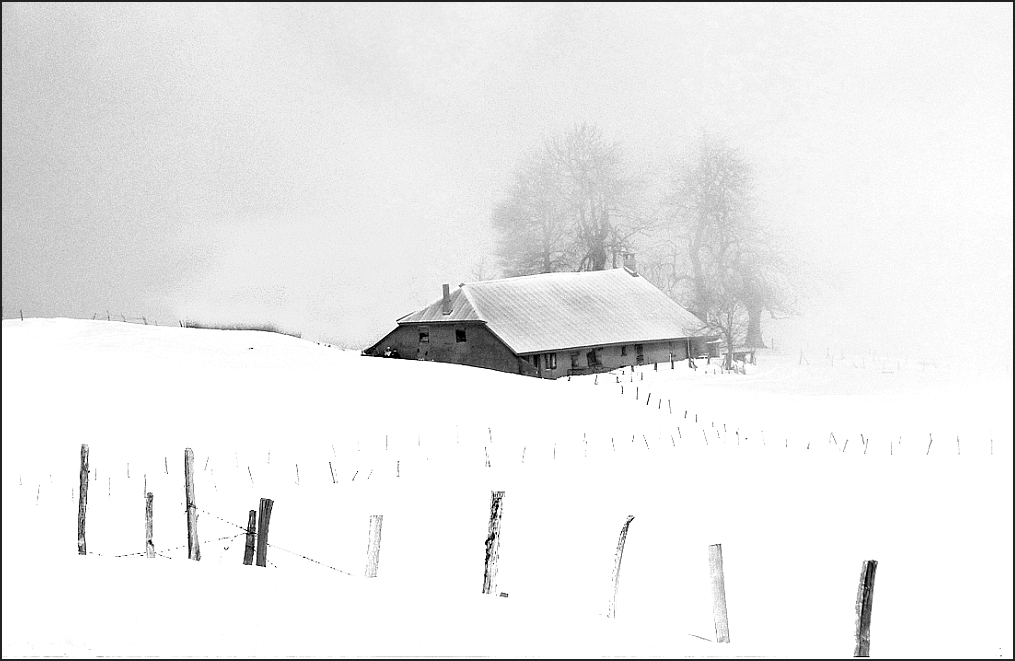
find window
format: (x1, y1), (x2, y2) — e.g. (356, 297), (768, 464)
(586, 348), (601, 367)
(570, 352), (580, 369)
(533, 354), (541, 369)
(635, 344), (644, 364)
(545, 353), (557, 370)
(419, 326), (430, 343)
(455, 328), (467, 343)
(620, 345), (628, 357)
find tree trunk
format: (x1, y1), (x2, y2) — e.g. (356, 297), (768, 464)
(745, 305), (766, 348)
(724, 334), (734, 371)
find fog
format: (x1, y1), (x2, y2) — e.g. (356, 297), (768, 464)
(3, 3), (1012, 359)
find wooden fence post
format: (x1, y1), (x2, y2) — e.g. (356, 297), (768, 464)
(482, 490), (505, 595)
(77, 444), (89, 555)
(145, 492), (155, 558)
(184, 448), (201, 561)
(365, 514), (384, 578)
(256, 498), (273, 567)
(607, 515), (636, 619)
(854, 559), (878, 657)
(709, 543), (731, 643)
(243, 509), (256, 565)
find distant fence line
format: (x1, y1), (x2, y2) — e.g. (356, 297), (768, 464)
(2, 309), (303, 338)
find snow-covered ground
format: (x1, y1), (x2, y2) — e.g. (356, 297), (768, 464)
(2, 318), (1012, 658)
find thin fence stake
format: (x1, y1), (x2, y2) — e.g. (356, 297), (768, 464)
(365, 514), (384, 578)
(145, 492), (155, 558)
(607, 515), (635, 619)
(709, 543), (731, 643)
(926, 433), (933, 455)
(78, 444), (89, 555)
(184, 448), (201, 561)
(482, 491), (506, 595)
(854, 560), (878, 657)
(329, 461), (336, 483)
(243, 510), (257, 565)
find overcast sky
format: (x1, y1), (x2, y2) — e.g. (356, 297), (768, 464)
(3, 3), (1012, 357)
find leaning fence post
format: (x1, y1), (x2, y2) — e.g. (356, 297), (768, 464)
(256, 498), (273, 567)
(607, 515), (636, 619)
(365, 514), (384, 578)
(482, 490), (505, 595)
(77, 444), (89, 555)
(145, 492), (155, 558)
(184, 448), (201, 561)
(709, 543), (731, 643)
(854, 559), (878, 657)
(243, 509), (257, 565)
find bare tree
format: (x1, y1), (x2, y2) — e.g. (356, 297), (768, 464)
(646, 133), (797, 350)
(492, 148), (571, 276)
(492, 124), (650, 275)
(734, 225), (798, 348)
(699, 266), (750, 371)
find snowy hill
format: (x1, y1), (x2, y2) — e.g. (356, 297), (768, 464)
(2, 318), (1012, 658)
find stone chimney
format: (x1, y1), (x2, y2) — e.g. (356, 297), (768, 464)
(622, 252), (638, 275)
(442, 283), (451, 315)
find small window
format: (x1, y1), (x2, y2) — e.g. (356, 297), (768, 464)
(419, 326), (430, 343)
(635, 344), (644, 364)
(533, 354), (541, 369)
(620, 345), (628, 357)
(570, 352), (580, 369)
(456, 328), (467, 343)
(586, 349), (600, 367)
(545, 353), (557, 370)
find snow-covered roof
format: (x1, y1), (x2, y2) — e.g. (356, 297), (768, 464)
(396, 268), (708, 355)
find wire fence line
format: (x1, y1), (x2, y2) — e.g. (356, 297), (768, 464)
(80, 497), (360, 577)
(1, 308), (182, 326)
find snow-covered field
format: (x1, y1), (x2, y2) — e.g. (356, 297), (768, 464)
(2, 318), (1012, 658)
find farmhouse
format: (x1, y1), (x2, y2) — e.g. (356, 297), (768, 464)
(363, 263), (714, 378)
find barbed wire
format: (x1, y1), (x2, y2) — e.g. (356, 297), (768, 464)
(197, 506), (250, 533)
(265, 541), (356, 576)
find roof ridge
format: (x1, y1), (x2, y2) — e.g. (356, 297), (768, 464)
(470, 268), (628, 286)
(457, 284), (487, 321)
